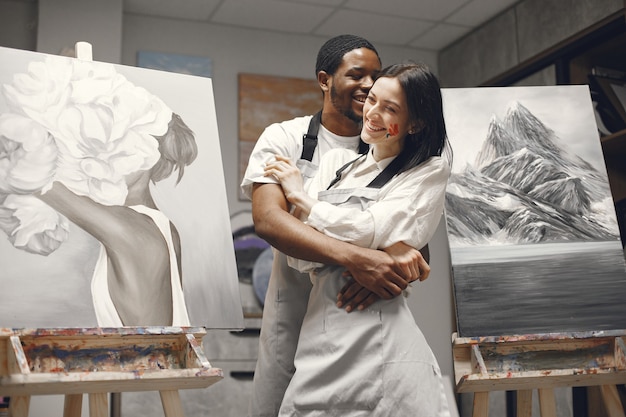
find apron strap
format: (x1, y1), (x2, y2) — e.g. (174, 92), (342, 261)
(301, 111), (369, 162)
(358, 139), (369, 154)
(326, 154), (366, 190)
(300, 111), (321, 162)
(366, 151), (410, 189)
(326, 152), (410, 190)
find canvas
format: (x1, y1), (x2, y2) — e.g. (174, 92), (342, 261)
(0, 46), (243, 329)
(442, 85), (626, 337)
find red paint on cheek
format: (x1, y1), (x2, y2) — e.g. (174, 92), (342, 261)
(389, 124), (399, 136)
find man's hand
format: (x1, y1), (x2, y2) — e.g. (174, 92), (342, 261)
(336, 242), (430, 312)
(336, 275), (379, 312)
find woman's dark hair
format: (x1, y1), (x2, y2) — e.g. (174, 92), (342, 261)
(315, 34), (380, 76)
(376, 62), (449, 173)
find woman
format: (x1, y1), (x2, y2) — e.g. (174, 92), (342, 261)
(264, 63), (452, 416)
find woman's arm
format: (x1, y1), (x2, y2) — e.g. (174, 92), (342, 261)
(263, 154), (318, 215)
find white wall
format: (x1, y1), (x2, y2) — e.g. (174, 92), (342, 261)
(37, 0), (122, 63)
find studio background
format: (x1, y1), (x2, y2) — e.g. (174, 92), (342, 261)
(1, 1), (622, 416)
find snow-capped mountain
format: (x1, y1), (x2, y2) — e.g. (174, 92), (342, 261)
(445, 101), (619, 247)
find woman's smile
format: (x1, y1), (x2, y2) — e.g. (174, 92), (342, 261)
(364, 119), (386, 133)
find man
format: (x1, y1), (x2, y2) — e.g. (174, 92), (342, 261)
(241, 35), (429, 417)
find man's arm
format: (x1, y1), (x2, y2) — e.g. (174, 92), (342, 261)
(252, 182), (424, 299)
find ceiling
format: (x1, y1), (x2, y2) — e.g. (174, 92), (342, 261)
(123, 0), (520, 52)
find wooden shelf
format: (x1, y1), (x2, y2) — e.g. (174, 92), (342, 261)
(601, 128), (626, 155)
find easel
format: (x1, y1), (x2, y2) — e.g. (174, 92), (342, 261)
(452, 330), (626, 417)
(0, 327), (223, 417)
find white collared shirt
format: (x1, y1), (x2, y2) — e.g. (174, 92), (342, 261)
(303, 147), (450, 252)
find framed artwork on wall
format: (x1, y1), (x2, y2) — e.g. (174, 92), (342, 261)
(238, 73), (321, 199)
(442, 85), (626, 338)
(137, 50), (212, 78)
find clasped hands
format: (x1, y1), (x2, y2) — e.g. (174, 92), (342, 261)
(337, 241), (430, 312)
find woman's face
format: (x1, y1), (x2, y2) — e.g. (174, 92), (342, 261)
(361, 76), (413, 159)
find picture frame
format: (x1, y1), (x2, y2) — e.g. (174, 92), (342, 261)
(137, 50), (212, 78)
(237, 73), (321, 200)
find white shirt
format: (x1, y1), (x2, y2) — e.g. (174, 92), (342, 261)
(240, 115), (360, 199)
(288, 148), (450, 273)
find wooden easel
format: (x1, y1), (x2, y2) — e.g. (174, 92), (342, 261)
(0, 327), (223, 417)
(452, 330), (626, 417)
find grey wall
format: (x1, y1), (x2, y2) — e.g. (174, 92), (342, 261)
(0, 0), (37, 51)
(439, 0), (624, 87)
(37, 0), (122, 63)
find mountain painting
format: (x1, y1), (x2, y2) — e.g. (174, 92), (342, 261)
(442, 85), (626, 338)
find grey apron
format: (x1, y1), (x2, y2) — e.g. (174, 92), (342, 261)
(279, 185), (451, 416)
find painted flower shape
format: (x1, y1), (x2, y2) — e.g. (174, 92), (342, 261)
(0, 113), (58, 195)
(2, 57), (73, 128)
(0, 194), (69, 255)
(0, 54), (173, 253)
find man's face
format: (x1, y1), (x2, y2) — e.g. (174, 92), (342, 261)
(329, 48), (381, 124)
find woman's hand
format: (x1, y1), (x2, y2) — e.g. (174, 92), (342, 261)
(264, 155), (305, 203)
(264, 155), (318, 216)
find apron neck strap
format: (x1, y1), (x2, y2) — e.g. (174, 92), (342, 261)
(300, 111), (321, 162)
(302, 111), (369, 162)
(326, 151), (410, 190)
(366, 151), (409, 189)
(326, 154), (366, 190)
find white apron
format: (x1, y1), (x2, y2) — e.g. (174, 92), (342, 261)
(278, 186), (451, 417)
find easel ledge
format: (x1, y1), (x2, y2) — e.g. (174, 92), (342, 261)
(0, 327), (223, 417)
(452, 330), (626, 417)
(0, 327), (222, 396)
